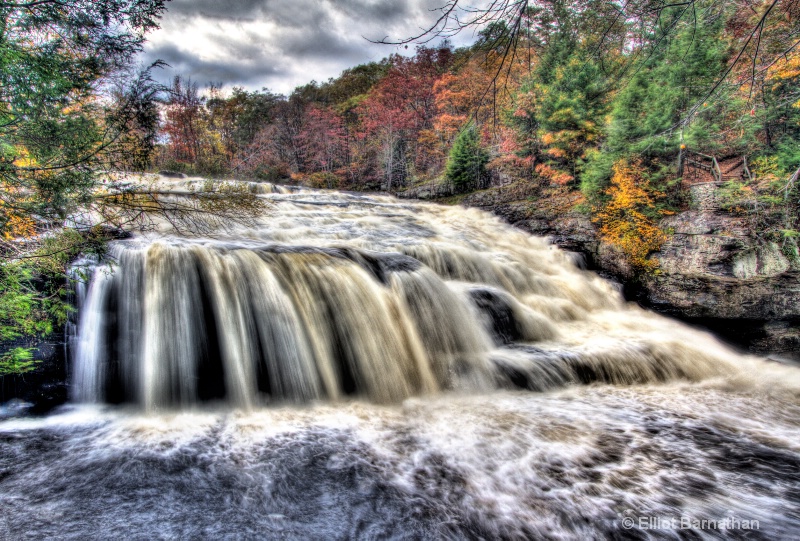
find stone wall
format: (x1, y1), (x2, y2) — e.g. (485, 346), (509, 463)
(689, 182), (725, 211)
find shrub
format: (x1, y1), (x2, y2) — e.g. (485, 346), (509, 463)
(594, 159), (666, 271)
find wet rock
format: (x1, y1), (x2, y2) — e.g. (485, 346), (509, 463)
(158, 170), (187, 178)
(468, 288), (520, 345)
(0, 399), (34, 419)
(444, 185), (800, 358)
(337, 248), (423, 284)
(0, 332), (68, 414)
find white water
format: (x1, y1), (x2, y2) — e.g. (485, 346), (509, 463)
(2, 182), (799, 539)
(70, 183), (788, 409)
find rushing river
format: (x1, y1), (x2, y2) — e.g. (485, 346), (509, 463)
(1, 181), (799, 539)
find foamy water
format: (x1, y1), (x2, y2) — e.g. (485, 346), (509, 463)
(1, 183), (798, 539)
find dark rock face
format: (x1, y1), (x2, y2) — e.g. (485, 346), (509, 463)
(453, 187), (800, 358)
(0, 332), (69, 414)
(158, 170), (187, 178)
(468, 288), (521, 345)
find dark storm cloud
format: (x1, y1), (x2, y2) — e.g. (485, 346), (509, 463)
(321, 0), (416, 25)
(144, 42), (287, 88)
(164, 0), (417, 28)
(276, 26), (365, 61)
(163, 0), (266, 20)
(139, 0), (459, 93)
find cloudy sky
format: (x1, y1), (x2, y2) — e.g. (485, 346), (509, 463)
(139, 0), (479, 95)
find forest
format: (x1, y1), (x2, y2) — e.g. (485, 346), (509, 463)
(1, 0), (799, 373)
(155, 0), (800, 268)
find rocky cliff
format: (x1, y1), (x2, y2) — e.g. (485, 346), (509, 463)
(646, 200), (800, 356)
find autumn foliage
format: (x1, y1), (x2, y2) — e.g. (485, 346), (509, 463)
(150, 0), (799, 271)
(595, 160), (666, 271)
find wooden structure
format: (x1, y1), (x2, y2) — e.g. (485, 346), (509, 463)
(678, 148), (752, 186)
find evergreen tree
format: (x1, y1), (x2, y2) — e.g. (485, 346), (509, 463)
(533, 47), (609, 185)
(582, 3), (731, 200)
(0, 0), (168, 374)
(0, 0), (168, 230)
(445, 123), (489, 192)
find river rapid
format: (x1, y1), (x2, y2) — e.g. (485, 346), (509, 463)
(1, 181), (798, 539)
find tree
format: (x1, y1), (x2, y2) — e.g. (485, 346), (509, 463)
(527, 47), (609, 186)
(0, 0), (168, 231)
(297, 106), (348, 186)
(294, 61), (391, 113)
(754, 32), (800, 165)
(445, 122), (490, 192)
(206, 86), (279, 165)
(594, 159), (666, 270)
(357, 60), (417, 191)
(161, 76), (206, 170)
(0, 0), (169, 374)
(356, 48), (455, 190)
(106, 63), (169, 173)
(433, 38), (527, 177)
(581, 3), (733, 200)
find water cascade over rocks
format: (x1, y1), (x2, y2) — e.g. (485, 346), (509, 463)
(2, 177), (799, 539)
(69, 181), (757, 410)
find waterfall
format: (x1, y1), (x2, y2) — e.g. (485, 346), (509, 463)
(6, 185), (800, 539)
(73, 242), (496, 408)
(70, 187), (776, 410)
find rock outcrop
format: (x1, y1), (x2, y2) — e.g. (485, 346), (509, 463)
(648, 211), (798, 318)
(644, 207), (800, 357)
(0, 332), (68, 414)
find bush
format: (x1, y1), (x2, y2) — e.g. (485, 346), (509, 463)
(594, 159), (666, 271)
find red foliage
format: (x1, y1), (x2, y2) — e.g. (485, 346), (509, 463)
(297, 106), (348, 175)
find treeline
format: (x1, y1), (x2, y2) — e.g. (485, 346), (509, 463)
(156, 40), (522, 191)
(155, 0), (799, 199)
(155, 47), (458, 190)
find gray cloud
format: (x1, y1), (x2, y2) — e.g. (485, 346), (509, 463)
(144, 42), (287, 88)
(164, 0), (417, 28)
(139, 0), (471, 94)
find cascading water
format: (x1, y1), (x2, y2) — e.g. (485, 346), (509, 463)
(2, 178), (799, 539)
(69, 181), (758, 409)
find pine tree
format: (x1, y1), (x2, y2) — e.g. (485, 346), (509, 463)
(581, 4), (731, 200)
(445, 123), (489, 192)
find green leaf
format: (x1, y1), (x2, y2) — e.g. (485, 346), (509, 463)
(0, 347), (38, 376)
